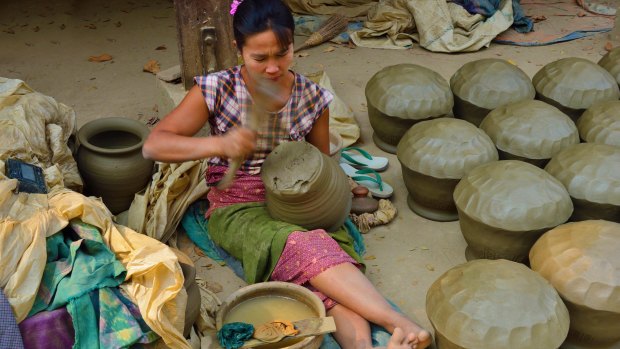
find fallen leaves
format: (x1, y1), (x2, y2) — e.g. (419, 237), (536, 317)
(605, 41), (614, 51)
(88, 53), (113, 62)
(155, 45), (167, 50)
(296, 52), (310, 58)
(59, 23), (65, 30)
(33, 26), (40, 32)
(115, 21), (122, 28)
(364, 255), (377, 260)
(143, 59), (161, 74)
(425, 264), (435, 272)
(3, 28), (15, 34)
(323, 45), (336, 53)
(531, 15), (547, 23)
(84, 23), (97, 29)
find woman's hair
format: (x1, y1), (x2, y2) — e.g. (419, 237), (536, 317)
(232, 0), (295, 51)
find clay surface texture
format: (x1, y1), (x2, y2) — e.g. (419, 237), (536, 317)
(533, 57), (620, 113)
(426, 259), (569, 349)
(480, 99), (579, 160)
(598, 47), (620, 87)
(454, 160), (573, 231)
(577, 100), (620, 147)
(261, 141), (351, 232)
(530, 220), (620, 347)
(397, 118), (498, 179)
(451, 58), (535, 109)
(545, 143), (620, 206)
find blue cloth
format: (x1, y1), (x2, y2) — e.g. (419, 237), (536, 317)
(454, 0), (533, 33)
(0, 289), (24, 349)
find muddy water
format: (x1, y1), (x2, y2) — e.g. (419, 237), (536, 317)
(224, 296), (317, 325)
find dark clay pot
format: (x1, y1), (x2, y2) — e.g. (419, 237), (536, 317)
(426, 259), (569, 349)
(544, 143), (620, 223)
(76, 117), (153, 214)
(402, 168), (460, 222)
(530, 221), (620, 349)
(262, 142), (351, 232)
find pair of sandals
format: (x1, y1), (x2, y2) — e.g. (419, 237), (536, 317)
(339, 147), (393, 199)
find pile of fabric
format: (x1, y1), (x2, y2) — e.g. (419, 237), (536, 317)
(0, 77), (193, 349)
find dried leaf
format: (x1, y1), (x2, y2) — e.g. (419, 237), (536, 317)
(531, 15), (547, 23)
(425, 264), (435, 271)
(507, 59), (517, 66)
(155, 45), (167, 50)
(296, 52), (310, 58)
(577, 11), (586, 17)
(420, 246), (429, 250)
(88, 53), (113, 62)
(347, 41), (356, 49)
(364, 255), (377, 260)
(143, 59), (161, 74)
(33, 26), (40, 32)
(115, 21), (122, 27)
(4, 28), (15, 34)
(605, 41), (613, 51)
(25, 42), (33, 46)
(323, 46), (336, 53)
(59, 23), (65, 30)
(194, 246), (206, 257)
(84, 23), (97, 29)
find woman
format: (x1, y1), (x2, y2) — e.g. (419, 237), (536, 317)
(142, 0), (431, 348)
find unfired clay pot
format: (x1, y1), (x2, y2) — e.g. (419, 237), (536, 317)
(530, 220), (620, 349)
(544, 143), (620, 223)
(365, 64), (453, 154)
(396, 118), (498, 222)
(598, 47), (620, 87)
(479, 99), (579, 168)
(262, 141), (351, 232)
(450, 59), (535, 126)
(76, 117), (154, 214)
(216, 281), (325, 349)
(426, 259), (569, 349)
(532, 57), (620, 122)
(453, 160), (573, 263)
(577, 100), (620, 147)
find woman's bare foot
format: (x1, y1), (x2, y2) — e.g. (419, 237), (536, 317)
(389, 313), (432, 349)
(386, 328), (417, 349)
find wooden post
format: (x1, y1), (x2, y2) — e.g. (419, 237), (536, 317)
(173, 0), (237, 90)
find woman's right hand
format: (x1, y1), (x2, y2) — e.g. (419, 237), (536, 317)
(220, 127), (257, 160)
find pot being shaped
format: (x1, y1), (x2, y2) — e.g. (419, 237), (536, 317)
(577, 100), (620, 147)
(76, 117), (154, 214)
(480, 99), (579, 168)
(397, 118), (498, 222)
(530, 220), (620, 349)
(450, 59), (535, 127)
(426, 259), (569, 349)
(365, 64), (453, 154)
(262, 141), (351, 232)
(545, 143), (620, 223)
(598, 47), (620, 88)
(216, 281), (326, 349)
(453, 160), (573, 263)
(533, 57), (620, 122)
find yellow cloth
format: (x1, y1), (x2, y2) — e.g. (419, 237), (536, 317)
(0, 179), (191, 349)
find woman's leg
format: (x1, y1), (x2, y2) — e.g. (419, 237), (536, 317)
(309, 263), (432, 349)
(328, 304), (372, 349)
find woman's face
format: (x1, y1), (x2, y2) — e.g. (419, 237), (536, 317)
(240, 29), (293, 85)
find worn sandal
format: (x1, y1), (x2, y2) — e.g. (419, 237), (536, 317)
(340, 147), (388, 172)
(340, 163), (393, 199)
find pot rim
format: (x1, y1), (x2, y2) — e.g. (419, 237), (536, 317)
(78, 117), (149, 154)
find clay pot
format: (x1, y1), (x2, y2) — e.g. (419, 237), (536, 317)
(530, 220), (620, 349)
(544, 143), (620, 222)
(216, 281), (325, 349)
(365, 64), (453, 154)
(453, 160), (573, 263)
(577, 100), (620, 147)
(397, 118), (498, 222)
(450, 58), (535, 126)
(76, 117), (154, 214)
(262, 142), (351, 232)
(532, 57), (620, 122)
(426, 259), (569, 349)
(350, 186), (378, 215)
(480, 99), (579, 168)
(598, 47), (620, 87)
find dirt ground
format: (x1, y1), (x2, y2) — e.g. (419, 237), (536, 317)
(1, 0), (616, 346)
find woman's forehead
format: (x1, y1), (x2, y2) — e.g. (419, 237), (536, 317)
(243, 30), (290, 52)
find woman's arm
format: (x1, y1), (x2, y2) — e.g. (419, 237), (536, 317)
(305, 108), (330, 155)
(142, 85), (256, 163)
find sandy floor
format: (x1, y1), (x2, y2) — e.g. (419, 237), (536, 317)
(1, 0), (616, 346)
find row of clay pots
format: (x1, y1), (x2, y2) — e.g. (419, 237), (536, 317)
(367, 54), (620, 155)
(426, 220), (620, 349)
